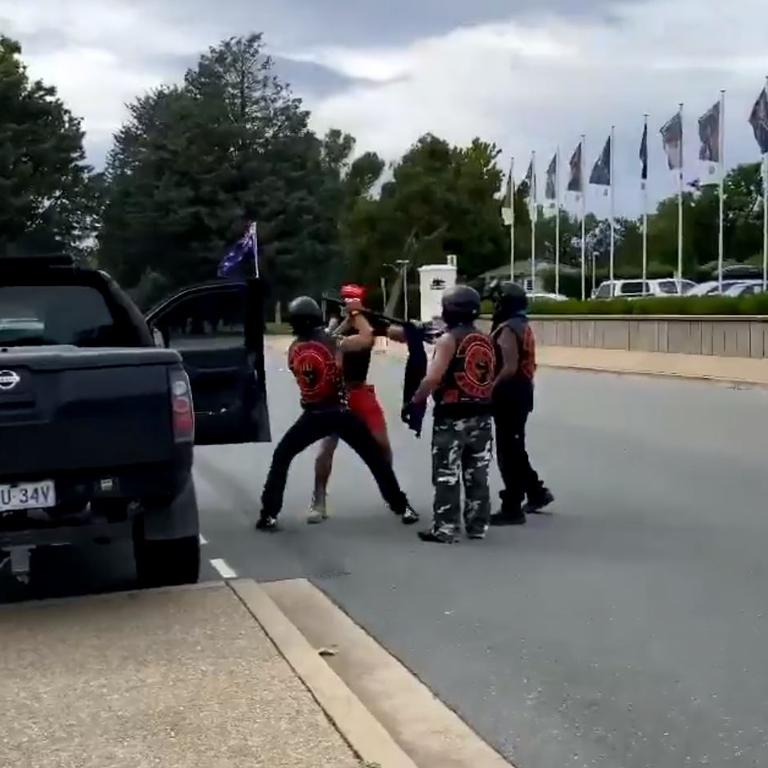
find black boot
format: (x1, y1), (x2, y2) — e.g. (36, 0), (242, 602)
(255, 513), (278, 532)
(491, 491), (526, 526)
(522, 488), (555, 515)
(490, 511), (526, 526)
(418, 528), (459, 544)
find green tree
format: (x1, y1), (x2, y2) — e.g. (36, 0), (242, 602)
(0, 36), (93, 258)
(99, 34), (352, 301)
(341, 134), (507, 287)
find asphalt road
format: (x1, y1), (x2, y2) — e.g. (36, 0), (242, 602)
(4, 348), (768, 767)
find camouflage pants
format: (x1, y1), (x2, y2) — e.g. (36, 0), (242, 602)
(431, 414), (493, 537)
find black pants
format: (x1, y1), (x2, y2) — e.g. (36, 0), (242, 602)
(493, 405), (545, 513)
(261, 408), (407, 517)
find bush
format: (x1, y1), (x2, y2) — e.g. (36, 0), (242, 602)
(526, 294), (768, 316)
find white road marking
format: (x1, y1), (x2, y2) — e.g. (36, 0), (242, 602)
(210, 558), (237, 580)
(199, 534), (208, 545)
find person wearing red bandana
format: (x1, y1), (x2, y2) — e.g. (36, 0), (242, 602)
(307, 283), (394, 524)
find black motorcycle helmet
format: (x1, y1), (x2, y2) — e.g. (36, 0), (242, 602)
(288, 296), (323, 336)
(441, 285), (481, 327)
(493, 281), (528, 326)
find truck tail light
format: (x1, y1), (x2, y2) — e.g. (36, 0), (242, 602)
(170, 368), (194, 443)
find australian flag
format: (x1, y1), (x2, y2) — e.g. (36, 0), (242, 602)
(217, 223), (258, 278)
(590, 135), (612, 187)
(749, 87), (768, 155)
(567, 142), (583, 193)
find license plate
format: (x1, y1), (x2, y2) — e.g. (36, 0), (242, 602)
(0, 480), (56, 512)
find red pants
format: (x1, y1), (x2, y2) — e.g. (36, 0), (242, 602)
(348, 384), (387, 435)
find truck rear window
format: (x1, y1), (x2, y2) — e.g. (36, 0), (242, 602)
(0, 286), (120, 347)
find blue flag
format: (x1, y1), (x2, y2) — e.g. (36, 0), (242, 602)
(590, 135), (612, 186)
(698, 101), (720, 163)
(749, 87), (768, 155)
(217, 225), (258, 278)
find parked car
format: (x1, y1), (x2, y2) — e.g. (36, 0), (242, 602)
(722, 281), (766, 298)
(592, 279), (696, 299)
(0, 256), (270, 588)
(528, 291), (568, 302)
(685, 280), (747, 297)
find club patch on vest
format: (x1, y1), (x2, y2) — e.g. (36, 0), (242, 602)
(454, 333), (495, 399)
(289, 340), (338, 404)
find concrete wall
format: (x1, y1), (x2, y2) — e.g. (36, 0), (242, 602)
(480, 316), (768, 359)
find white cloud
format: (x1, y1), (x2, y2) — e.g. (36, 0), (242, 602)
(2, 0), (767, 215)
(302, 0), (768, 214)
(0, 0), (206, 160)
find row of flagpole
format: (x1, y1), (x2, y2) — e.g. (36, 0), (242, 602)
(502, 79), (768, 298)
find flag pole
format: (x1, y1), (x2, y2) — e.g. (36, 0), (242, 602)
(609, 125), (616, 295)
(531, 150), (537, 293)
(580, 135), (587, 300)
(677, 103), (684, 286)
(510, 157), (516, 282)
(642, 114), (648, 289)
(764, 77), (768, 292)
(718, 91), (725, 292)
(555, 147), (561, 295)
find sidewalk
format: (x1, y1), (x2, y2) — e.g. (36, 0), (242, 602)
(536, 345), (768, 386)
(0, 584), (361, 768)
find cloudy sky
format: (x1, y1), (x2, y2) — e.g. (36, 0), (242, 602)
(2, 0), (767, 215)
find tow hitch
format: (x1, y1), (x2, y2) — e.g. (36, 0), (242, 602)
(0, 546), (32, 584)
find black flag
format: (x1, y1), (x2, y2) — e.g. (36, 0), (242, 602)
(590, 136), (611, 186)
(749, 87), (768, 155)
(567, 142), (583, 192)
(639, 122), (648, 183)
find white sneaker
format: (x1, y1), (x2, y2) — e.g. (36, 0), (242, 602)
(307, 497), (329, 524)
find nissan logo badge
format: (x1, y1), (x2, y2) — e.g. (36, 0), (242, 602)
(0, 370), (21, 391)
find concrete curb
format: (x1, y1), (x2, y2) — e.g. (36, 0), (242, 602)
(230, 579), (419, 768)
(264, 578), (515, 768)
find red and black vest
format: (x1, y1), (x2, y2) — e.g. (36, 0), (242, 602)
(493, 317), (536, 382)
(433, 325), (496, 418)
(288, 331), (347, 410)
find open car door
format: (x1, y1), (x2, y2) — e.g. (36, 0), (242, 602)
(145, 279), (270, 446)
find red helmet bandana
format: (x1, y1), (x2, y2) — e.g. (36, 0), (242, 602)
(340, 284), (366, 303)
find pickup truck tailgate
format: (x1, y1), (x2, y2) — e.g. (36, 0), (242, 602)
(0, 347), (181, 478)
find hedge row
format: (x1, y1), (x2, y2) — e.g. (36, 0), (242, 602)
(524, 294), (768, 316)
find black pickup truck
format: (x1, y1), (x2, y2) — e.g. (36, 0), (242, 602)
(0, 257), (270, 588)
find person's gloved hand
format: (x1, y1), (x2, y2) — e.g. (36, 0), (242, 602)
(415, 319), (445, 344)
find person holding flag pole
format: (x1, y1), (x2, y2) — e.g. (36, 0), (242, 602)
(749, 78), (768, 290)
(640, 116), (649, 288)
(567, 138), (586, 299)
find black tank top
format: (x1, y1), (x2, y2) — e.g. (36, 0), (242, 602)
(433, 325), (495, 418)
(340, 331), (372, 384)
(288, 330), (347, 410)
